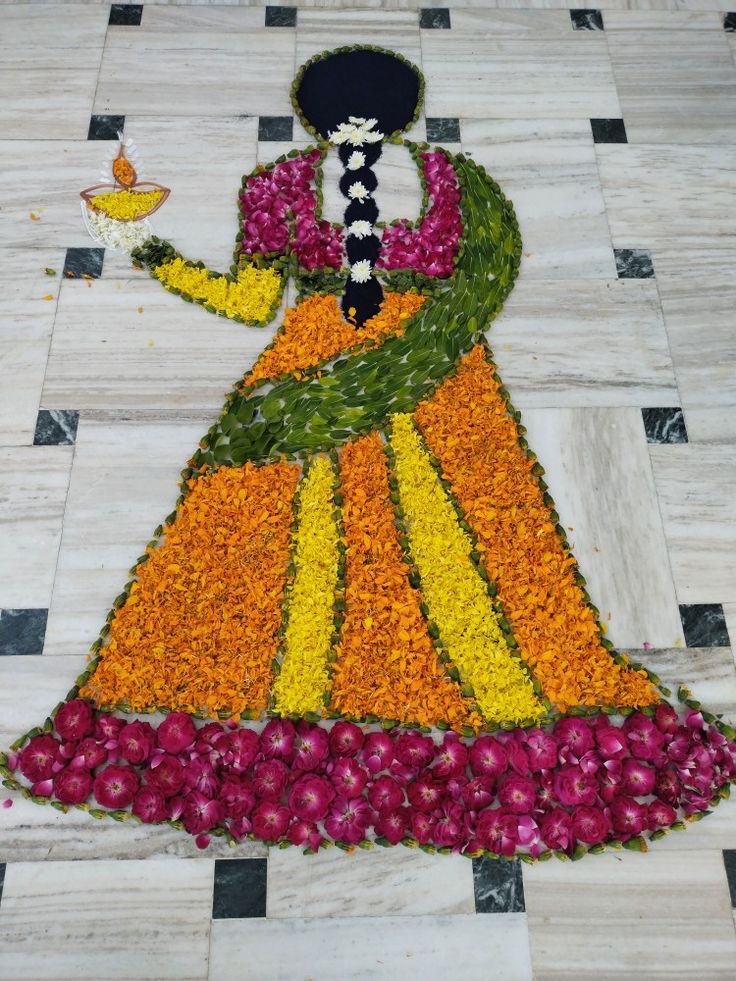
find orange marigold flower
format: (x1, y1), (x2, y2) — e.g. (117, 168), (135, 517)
(246, 291), (426, 386)
(414, 346), (658, 713)
(81, 461), (299, 718)
(330, 432), (478, 730)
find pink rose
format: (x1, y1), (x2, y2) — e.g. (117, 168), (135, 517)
(462, 776), (495, 811)
(469, 736), (509, 779)
(647, 799), (677, 830)
(328, 721), (364, 757)
(260, 718), (295, 761)
(183, 758), (220, 799)
(72, 737), (107, 770)
(252, 759), (289, 801)
(623, 714), (665, 761)
(361, 732), (394, 773)
(539, 808), (572, 851)
(407, 775), (445, 813)
(329, 757), (368, 798)
(182, 791), (224, 835)
(94, 714), (125, 743)
(432, 733), (468, 778)
(410, 809), (436, 845)
(595, 725), (629, 760)
(293, 721), (329, 772)
(53, 767), (92, 805)
(571, 805), (610, 845)
(287, 817), (322, 851)
(610, 795), (647, 836)
(146, 754), (185, 797)
(655, 704), (679, 735)
(324, 796), (373, 845)
(375, 806), (411, 845)
(157, 712), (196, 754)
(476, 808), (518, 857)
(525, 730), (558, 771)
(432, 802), (466, 848)
(553, 765), (598, 807)
(224, 728), (260, 773)
(367, 775), (404, 812)
(132, 786), (167, 823)
(288, 774), (335, 822)
(54, 699), (94, 743)
(394, 732), (435, 769)
(220, 775), (257, 819)
(620, 759), (656, 797)
(119, 720), (156, 765)
(498, 774), (536, 814)
(19, 734), (62, 783)
(93, 764), (139, 809)
(554, 718), (594, 757)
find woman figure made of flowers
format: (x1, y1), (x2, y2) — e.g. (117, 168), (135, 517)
(5, 47), (733, 859)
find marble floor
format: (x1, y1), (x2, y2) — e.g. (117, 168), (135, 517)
(1, 2), (736, 979)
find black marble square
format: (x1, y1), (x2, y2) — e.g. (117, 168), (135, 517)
(33, 409), (80, 447)
(570, 9), (604, 30)
(591, 118), (627, 144)
(265, 6), (296, 27)
(258, 116), (293, 142)
(63, 247), (105, 279)
(109, 4), (143, 26)
(614, 248), (654, 279)
(472, 856), (525, 913)
(0, 864), (4, 907)
(724, 13), (736, 32)
(0, 610), (48, 656)
(426, 117), (460, 143)
(420, 8), (451, 29)
(213, 859), (267, 919)
(88, 114), (125, 141)
(724, 850), (736, 906)
(679, 604), (730, 648)
(641, 408), (687, 445)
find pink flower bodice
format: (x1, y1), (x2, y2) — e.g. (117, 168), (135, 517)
(238, 147), (462, 278)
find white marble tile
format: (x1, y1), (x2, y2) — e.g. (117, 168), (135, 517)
(724, 602), (736, 657)
(523, 849), (736, 979)
(462, 118), (617, 279)
(42, 277), (278, 421)
(421, 35), (620, 119)
(0, 68), (100, 141)
(606, 28), (736, 144)
(603, 10), (724, 27)
(0, 447), (72, 609)
(0, 4), (108, 70)
(649, 444), (736, 604)
(139, 5), (268, 30)
(102, 114), (259, 277)
(0, 140), (123, 250)
(490, 280), (678, 407)
(644, 645), (736, 713)
(43, 419), (203, 657)
(0, 860), (212, 980)
(296, 10), (422, 66)
(446, 9), (576, 32)
(95, 30), (296, 117)
(0, 249), (64, 445)
(210, 913), (533, 981)
(596, 145), (736, 249)
(267, 847), (475, 918)
(649, 249), (736, 444)
(0, 653), (86, 750)
(519, 408), (685, 649)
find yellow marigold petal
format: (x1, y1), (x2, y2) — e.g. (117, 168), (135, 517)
(273, 456), (340, 716)
(389, 413), (543, 725)
(152, 257), (281, 324)
(414, 345), (658, 711)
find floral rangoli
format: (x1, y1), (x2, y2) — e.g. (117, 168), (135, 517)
(3, 47), (733, 860)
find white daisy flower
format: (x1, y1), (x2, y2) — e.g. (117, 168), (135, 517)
(329, 117), (383, 147)
(347, 220), (373, 240)
(347, 151), (366, 171)
(350, 259), (373, 283)
(348, 182), (370, 202)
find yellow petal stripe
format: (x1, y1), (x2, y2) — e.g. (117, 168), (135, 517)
(273, 456), (340, 716)
(389, 414), (543, 725)
(152, 257), (281, 324)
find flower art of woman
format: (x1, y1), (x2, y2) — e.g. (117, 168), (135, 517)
(3, 47), (733, 860)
